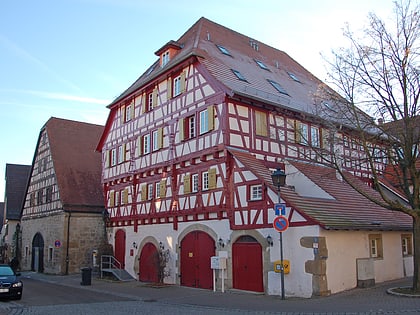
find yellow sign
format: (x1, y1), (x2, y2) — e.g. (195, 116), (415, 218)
(274, 259), (290, 274)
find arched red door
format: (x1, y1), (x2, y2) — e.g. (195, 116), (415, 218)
(139, 242), (159, 283)
(180, 231), (214, 289)
(114, 229), (126, 269)
(232, 235), (263, 292)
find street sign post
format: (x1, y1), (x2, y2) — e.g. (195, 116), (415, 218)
(273, 215), (289, 232)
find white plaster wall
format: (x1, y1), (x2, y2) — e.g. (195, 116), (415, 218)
(266, 225), (319, 298)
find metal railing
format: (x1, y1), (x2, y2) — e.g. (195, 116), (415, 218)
(100, 255), (123, 279)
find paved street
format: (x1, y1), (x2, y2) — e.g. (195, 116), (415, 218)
(0, 272), (419, 315)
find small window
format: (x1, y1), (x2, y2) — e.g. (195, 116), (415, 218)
(174, 76), (182, 96)
(48, 247), (53, 262)
(155, 182), (161, 199)
(46, 187), (53, 203)
(152, 129), (160, 151)
(369, 234), (383, 259)
(117, 144), (125, 163)
(143, 134), (151, 155)
(287, 72), (301, 82)
(202, 171), (209, 191)
(162, 50), (170, 67)
(148, 92), (154, 111)
(311, 126), (320, 147)
(295, 122), (309, 145)
(267, 79), (289, 95)
(231, 69), (247, 82)
(115, 190), (120, 206)
(401, 234), (413, 256)
(37, 190), (43, 205)
(216, 44), (231, 56)
(111, 148), (117, 166)
(200, 109), (209, 135)
(125, 104), (133, 122)
(192, 174), (199, 192)
(147, 183), (154, 200)
(255, 60), (269, 70)
(250, 185), (263, 200)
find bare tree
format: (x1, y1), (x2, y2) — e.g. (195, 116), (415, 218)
(316, 0), (420, 290)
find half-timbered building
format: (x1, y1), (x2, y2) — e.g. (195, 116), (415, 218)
(21, 117), (106, 274)
(96, 17), (413, 297)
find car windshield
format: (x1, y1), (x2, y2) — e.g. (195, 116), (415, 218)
(0, 266), (14, 276)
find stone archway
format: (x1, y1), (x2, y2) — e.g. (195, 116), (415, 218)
(32, 233), (44, 272)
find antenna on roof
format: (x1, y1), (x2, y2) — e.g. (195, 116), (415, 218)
(249, 39), (259, 51)
(207, 31), (211, 41)
(275, 61), (279, 69)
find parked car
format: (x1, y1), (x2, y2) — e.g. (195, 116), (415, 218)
(0, 264), (23, 300)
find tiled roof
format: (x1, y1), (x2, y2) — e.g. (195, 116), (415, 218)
(44, 117), (105, 211)
(109, 17), (346, 123)
(229, 149), (412, 231)
(5, 164), (31, 220)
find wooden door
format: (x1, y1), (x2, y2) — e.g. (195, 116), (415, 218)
(114, 229), (126, 269)
(139, 242), (159, 283)
(232, 236), (263, 292)
(180, 231), (214, 289)
(31, 233), (44, 272)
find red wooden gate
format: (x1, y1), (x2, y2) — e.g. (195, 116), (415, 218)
(232, 236), (263, 292)
(139, 242), (159, 282)
(114, 229), (126, 269)
(180, 231), (214, 289)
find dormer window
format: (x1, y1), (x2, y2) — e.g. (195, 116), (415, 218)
(287, 72), (301, 83)
(231, 69), (247, 82)
(162, 51), (170, 67)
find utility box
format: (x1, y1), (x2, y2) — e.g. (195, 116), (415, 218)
(274, 259), (290, 274)
(211, 256), (227, 269)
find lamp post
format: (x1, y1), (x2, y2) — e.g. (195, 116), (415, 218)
(271, 168), (287, 300)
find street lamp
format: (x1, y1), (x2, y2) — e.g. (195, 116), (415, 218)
(271, 168), (287, 300)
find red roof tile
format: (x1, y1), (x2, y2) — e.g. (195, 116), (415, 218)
(45, 117), (105, 211)
(229, 149), (412, 231)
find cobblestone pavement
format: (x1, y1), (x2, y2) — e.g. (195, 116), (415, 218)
(1, 272), (420, 315)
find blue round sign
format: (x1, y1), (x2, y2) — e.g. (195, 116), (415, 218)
(273, 216), (289, 232)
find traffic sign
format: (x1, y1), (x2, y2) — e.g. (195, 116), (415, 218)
(273, 216), (289, 232)
(274, 203), (286, 216)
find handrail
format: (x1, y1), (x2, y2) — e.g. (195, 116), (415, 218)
(100, 255), (123, 279)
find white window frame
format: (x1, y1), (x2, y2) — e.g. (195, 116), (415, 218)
(143, 134), (150, 155)
(370, 238), (378, 258)
(174, 75), (182, 96)
(147, 183), (154, 200)
(148, 93), (154, 111)
(250, 184), (263, 200)
(199, 109), (209, 135)
(111, 148), (117, 166)
(117, 145), (124, 164)
(202, 171), (209, 191)
(155, 182), (161, 199)
(300, 123), (309, 145)
(152, 130), (159, 151)
(311, 126), (320, 147)
(188, 115), (196, 138)
(192, 174), (199, 192)
(125, 104), (132, 122)
(162, 50), (170, 67)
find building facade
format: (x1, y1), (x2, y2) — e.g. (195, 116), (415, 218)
(21, 117), (107, 274)
(96, 18), (413, 297)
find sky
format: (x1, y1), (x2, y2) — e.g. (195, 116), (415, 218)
(0, 0), (397, 201)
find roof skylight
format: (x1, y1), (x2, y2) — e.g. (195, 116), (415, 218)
(267, 79), (289, 95)
(287, 72), (301, 83)
(216, 44), (231, 56)
(231, 69), (247, 82)
(255, 60), (269, 71)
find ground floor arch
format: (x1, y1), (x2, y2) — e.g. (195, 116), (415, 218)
(180, 230), (215, 289)
(31, 232), (44, 272)
(232, 235), (263, 292)
(139, 242), (159, 283)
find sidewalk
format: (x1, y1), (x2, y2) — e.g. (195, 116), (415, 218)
(21, 272), (420, 314)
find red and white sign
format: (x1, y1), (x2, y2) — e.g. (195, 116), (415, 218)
(273, 216), (289, 232)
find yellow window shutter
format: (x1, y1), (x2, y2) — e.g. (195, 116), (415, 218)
(137, 136), (143, 156)
(121, 106), (126, 124)
(256, 110), (268, 136)
(180, 71), (186, 93)
(109, 191), (115, 207)
(167, 78), (172, 99)
(158, 127), (163, 149)
(159, 179), (166, 198)
(179, 118), (185, 141)
(153, 87), (158, 107)
(122, 188), (128, 204)
(141, 185), (147, 201)
(208, 168), (217, 189)
(208, 105), (215, 131)
(294, 121), (302, 143)
(141, 93), (146, 114)
(184, 174), (191, 194)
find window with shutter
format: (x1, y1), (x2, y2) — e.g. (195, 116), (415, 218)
(109, 191), (115, 207)
(167, 78), (172, 99)
(192, 174), (199, 192)
(141, 185), (147, 201)
(202, 171), (209, 190)
(120, 105), (126, 124)
(122, 188), (128, 204)
(159, 179), (166, 198)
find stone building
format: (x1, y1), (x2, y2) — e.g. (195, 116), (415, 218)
(21, 117), (106, 274)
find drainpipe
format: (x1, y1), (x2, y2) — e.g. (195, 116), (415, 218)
(65, 211), (71, 275)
